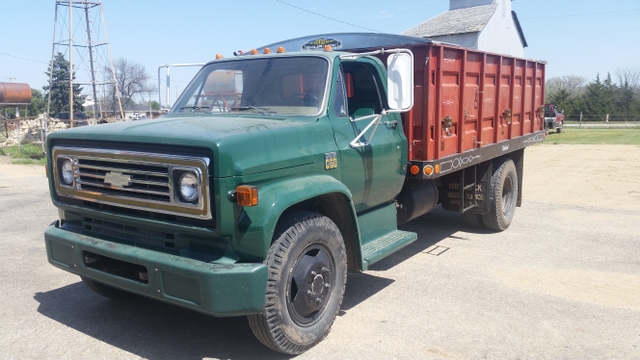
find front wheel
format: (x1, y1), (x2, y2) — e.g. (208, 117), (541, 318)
(482, 159), (518, 231)
(248, 212), (347, 355)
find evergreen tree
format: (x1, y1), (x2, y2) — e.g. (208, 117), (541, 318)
(43, 52), (84, 117)
(580, 74), (614, 121)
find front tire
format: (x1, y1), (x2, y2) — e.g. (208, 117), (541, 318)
(482, 159), (518, 231)
(248, 212), (347, 355)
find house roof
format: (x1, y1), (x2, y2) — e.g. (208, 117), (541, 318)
(403, 3), (498, 38)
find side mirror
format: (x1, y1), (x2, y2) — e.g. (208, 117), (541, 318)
(386, 51), (414, 112)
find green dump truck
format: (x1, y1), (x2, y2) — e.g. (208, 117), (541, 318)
(44, 33), (546, 354)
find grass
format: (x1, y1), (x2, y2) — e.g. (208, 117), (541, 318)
(0, 143), (47, 165)
(543, 128), (640, 145)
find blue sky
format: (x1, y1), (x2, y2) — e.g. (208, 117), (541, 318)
(1, 0), (639, 105)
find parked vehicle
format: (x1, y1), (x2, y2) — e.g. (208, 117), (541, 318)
(55, 112), (89, 127)
(543, 103), (564, 133)
(43, 33), (546, 355)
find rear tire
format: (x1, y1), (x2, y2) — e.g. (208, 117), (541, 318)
(80, 276), (132, 300)
(482, 159), (518, 231)
(248, 212), (347, 355)
(462, 212), (485, 228)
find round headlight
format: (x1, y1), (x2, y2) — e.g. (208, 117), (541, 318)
(178, 172), (199, 202)
(61, 159), (73, 185)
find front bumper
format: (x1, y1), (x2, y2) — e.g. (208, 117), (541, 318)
(44, 223), (268, 317)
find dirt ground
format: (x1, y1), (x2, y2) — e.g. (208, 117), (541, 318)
(1, 144), (639, 359)
(523, 144), (640, 211)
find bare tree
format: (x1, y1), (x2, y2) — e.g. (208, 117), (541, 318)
(546, 75), (588, 100)
(614, 66), (640, 91)
(104, 58), (150, 112)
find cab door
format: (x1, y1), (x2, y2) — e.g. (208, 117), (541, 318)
(327, 58), (407, 213)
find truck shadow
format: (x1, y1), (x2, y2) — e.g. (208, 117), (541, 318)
(370, 206), (493, 271)
(34, 273), (396, 359)
(32, 207), (479, 359)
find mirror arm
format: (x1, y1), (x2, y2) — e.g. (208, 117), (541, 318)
(350, 112), (384, 148)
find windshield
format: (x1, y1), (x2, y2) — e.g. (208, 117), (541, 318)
(171, 56), (329, 116)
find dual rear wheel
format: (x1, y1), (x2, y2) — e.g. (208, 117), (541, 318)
(462, 158), (518, 232)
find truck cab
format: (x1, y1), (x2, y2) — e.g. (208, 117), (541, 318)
(543, 103), (564, 133)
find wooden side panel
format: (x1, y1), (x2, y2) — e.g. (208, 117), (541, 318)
(439, 48), (462, 157)
(461, 52), (481, 152)
(397, 42), (545, 162)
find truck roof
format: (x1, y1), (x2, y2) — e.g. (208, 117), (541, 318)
(254, 32), (435, 54)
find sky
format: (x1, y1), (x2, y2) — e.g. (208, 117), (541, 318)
(1, 0), (639, 107)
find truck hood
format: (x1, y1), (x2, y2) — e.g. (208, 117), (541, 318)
(47, 115), (334, 177)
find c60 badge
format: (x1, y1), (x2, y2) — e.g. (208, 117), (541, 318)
(325, 152), (338, 170)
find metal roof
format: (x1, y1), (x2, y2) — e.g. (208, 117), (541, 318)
(402, 4), (498, 37)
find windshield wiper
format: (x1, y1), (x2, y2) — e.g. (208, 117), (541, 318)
(230, 106), (271, 115)
(179, 105), (211, 113)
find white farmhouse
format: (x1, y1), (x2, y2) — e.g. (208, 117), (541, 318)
(403, 0), (527, 57)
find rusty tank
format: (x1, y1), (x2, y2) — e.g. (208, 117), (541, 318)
(0, 82), (32, 105)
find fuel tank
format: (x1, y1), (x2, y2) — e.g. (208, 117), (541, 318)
(0, 82), (32, 105)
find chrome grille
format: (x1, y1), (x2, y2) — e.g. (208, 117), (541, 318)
(76, 158), (171, 202)
(52, 147), (211, 220)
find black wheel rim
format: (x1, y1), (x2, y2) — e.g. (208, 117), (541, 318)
(286, 243), (336, 326)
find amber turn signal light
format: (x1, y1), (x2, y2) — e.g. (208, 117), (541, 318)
(236, 185), (258, 206)
(424, 165), (434, 175)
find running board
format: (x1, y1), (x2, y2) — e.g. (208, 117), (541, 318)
(361, 230), (417, 270)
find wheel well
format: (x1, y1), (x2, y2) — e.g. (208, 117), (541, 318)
(279, 193), (361, 271)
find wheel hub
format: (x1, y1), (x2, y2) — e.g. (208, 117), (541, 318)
(287, 246), (335, 325)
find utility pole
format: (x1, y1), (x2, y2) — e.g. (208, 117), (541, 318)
(4, 76), (16, 82)
(46, 1), (123, 136)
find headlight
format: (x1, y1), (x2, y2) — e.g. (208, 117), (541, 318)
(178, 172), (199, 202)
(61, 159), (73, 185)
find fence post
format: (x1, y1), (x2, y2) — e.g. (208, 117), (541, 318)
(580, 112), (582, 128)
(606, 113), (609, 123)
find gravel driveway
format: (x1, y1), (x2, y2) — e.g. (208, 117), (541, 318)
(0, 144), (639, 359)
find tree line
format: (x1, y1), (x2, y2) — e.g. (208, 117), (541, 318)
(546, 67), (640, 122)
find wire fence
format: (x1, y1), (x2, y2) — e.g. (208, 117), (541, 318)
(565, 113), (640, 123)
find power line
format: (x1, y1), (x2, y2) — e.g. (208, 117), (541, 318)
(529, 27), (640, 35)
(0, 52), (49, 65)
(274, 0), (381, 33)
(521, 9), (640, 21)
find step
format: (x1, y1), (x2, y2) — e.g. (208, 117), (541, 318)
(361, 230), (417, 270)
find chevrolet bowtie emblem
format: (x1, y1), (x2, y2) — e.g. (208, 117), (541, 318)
(104, 171), (131, 188)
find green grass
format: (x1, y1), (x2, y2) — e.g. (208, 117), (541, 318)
(543, 128), (640, 145)
(0, 143), (47, 165)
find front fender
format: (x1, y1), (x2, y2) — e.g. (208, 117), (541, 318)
(231, 175), (355, 261)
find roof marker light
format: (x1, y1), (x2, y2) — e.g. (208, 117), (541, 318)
(324, 45), (333, 52)
(277, 46), (286, 53)
(263, 48), (272, 54)
(250, 49), (259, 55)
(215, 54), (224, 59)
